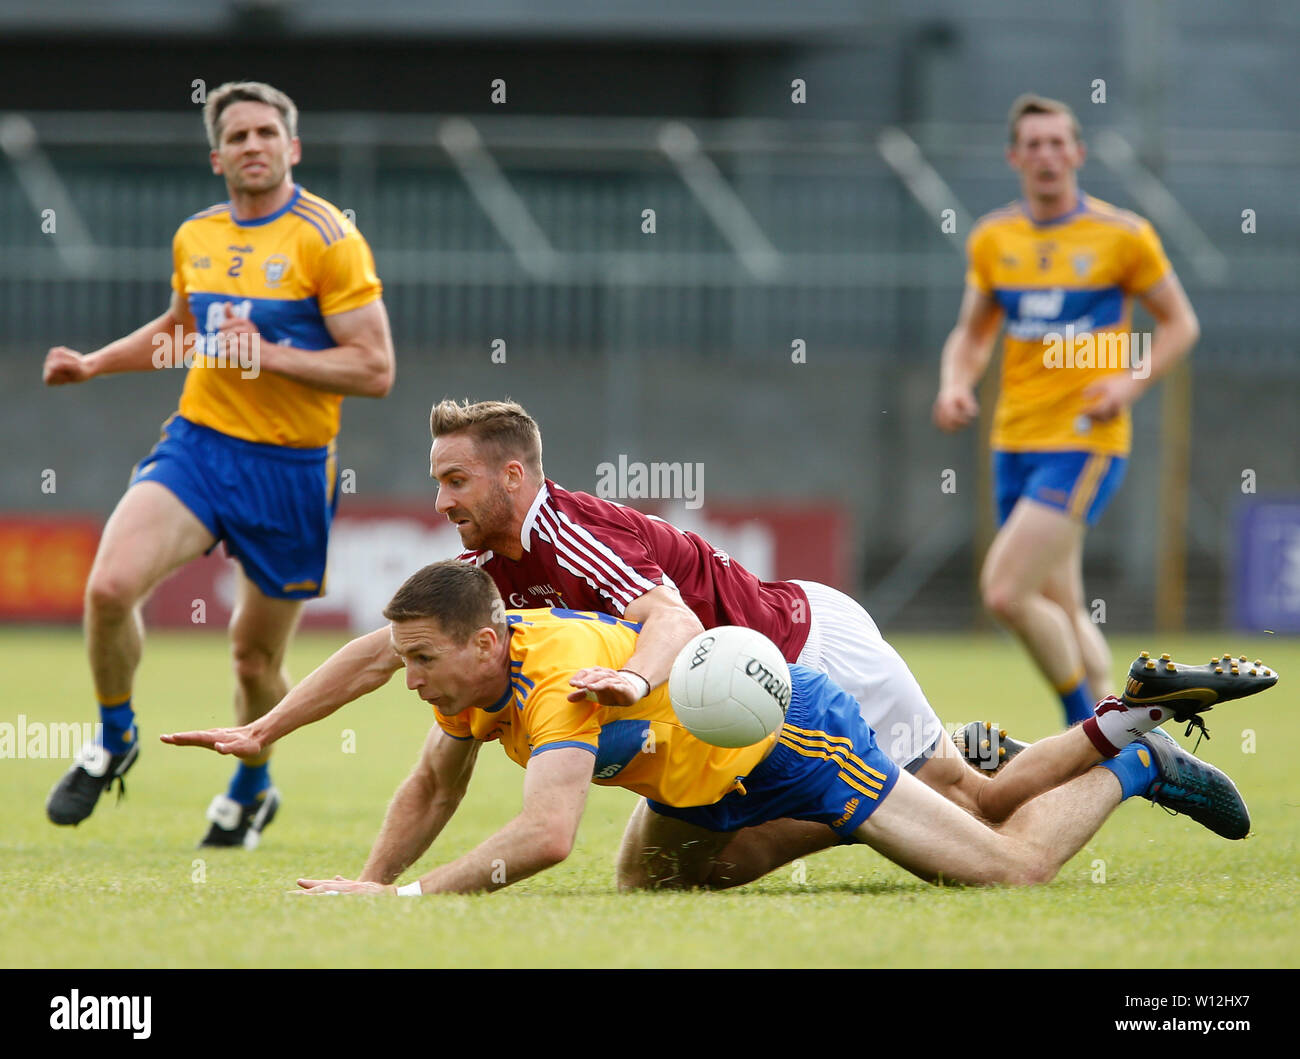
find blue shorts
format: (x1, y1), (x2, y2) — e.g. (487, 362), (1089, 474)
(647, 665), (901, 840)
(130, 415), (339, 600)
(993, 450), (1127, 527)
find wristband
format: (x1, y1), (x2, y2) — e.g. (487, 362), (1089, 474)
(618, 669), (651, 701)
(396, 880), (423, 897)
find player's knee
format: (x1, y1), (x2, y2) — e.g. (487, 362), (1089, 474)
(616, 846), (698, 892)
(230, 641), (280, 690)
(615, 863), (653, 892)
(84, 568), (139, 620)
(1001, 852), (1055, 887)
(1023, 859), (1056, 886)
(982, 582), (1023, 625)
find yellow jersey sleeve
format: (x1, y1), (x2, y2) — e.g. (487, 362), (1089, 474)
(315, 229), (383, 317)
(521, 675), (601, 757)
(1125, 218), (1172, 296)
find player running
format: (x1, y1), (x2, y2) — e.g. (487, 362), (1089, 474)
(933, 94), (1200, 726)
(195, 562), (1266, 896)
(163, 400), (1270, 878)
(42, 81), (395, 846)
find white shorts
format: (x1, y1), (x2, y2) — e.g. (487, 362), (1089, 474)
(792, 579), (945, 770)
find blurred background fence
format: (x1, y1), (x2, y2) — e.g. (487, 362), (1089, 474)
(1, 0), (1297, 630)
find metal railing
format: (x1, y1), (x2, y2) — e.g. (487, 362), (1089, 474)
(2, 111), (1297, 362)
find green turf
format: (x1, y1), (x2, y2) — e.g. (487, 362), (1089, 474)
(1, 628), (1295, 968)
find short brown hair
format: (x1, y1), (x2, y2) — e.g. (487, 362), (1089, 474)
(429, 398), (544, 479)
(383, 561), (506, 644)
(1007, 94), (1082, 145)
(203, 81), (299, 150)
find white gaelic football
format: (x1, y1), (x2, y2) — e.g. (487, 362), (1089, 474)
(669, 626), (792, 748)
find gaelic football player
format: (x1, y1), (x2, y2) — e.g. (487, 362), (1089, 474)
(933, 94), (1200, 726)
(43, 82), (394, 846)
(264, 563), (1266, 896)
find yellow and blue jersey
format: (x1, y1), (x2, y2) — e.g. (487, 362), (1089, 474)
(170, 184), (382, 448)
(966, 194), (1171, 456)
(432, 609), (776, 808)
(647, 665), (900, 838)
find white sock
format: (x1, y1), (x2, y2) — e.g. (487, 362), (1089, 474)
(1083, 695), (1173, 756)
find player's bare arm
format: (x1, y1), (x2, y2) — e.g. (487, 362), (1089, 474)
(43, 290), (195, 385)
(300, 742), (593, 896)
(567, 585), (705, 705)
(352, 725), (482, 885)
(933, 284), (1004, 432)
(162, 624), (401, 755)
(1082, 272), (1201, 421)
(221, 297), (395, 398)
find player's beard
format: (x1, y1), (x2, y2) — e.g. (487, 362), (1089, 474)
(456, 482), (515, 552)
(230, 157), (289, 197)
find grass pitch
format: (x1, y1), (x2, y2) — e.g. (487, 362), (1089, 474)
(1, 628), (1296, 968)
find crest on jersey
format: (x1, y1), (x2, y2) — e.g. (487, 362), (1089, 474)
(262, 254), (291, 288)
(1072, 253), (1094, 277)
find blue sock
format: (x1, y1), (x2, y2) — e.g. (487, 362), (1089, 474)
(1059, 680), (1094, 727)
(227, 762), (271, 806)
(99, 700), (136, 755)
(1098, 741), (1160, 801)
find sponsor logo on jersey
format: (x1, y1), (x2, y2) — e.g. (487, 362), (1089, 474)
(1019, 288), (1065, 320)
(508, 584), (562, 607)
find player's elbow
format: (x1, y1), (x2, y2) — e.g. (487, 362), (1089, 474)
(372, 362), (395, 398)
(534, 823), (577, 866)
(359, 348), (395, 398)
(368, 364), (395, 399)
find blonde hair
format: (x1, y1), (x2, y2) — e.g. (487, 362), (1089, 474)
(429, 398), (544, 479)
(1007, 94), (1082, 145)
(203, 81), (299, 149)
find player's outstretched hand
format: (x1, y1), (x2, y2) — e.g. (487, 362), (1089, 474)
(932, 386), (979, 432)
(160, 725), (263, 756)
(294, 875), (395, 896)
(567, 667), (641, 707)
(43, 346), (96, 385)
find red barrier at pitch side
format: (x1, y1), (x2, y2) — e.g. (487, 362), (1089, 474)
(0, 516), (101, 621)
(1, 502), (849, 631)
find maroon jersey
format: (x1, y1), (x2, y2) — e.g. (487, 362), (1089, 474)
(458, 481), (811, 660)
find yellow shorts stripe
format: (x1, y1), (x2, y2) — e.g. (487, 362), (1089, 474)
(1068, 454), (1109, 520)
(780, 728), (889, 783)
(783, 723), (853, 749)
(778, 732), (887, 790)
(836, 769), (881, 800)
(325, 439), (338, 505)
(777, 736), (883, 798)
(781, 738), (887, 792)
